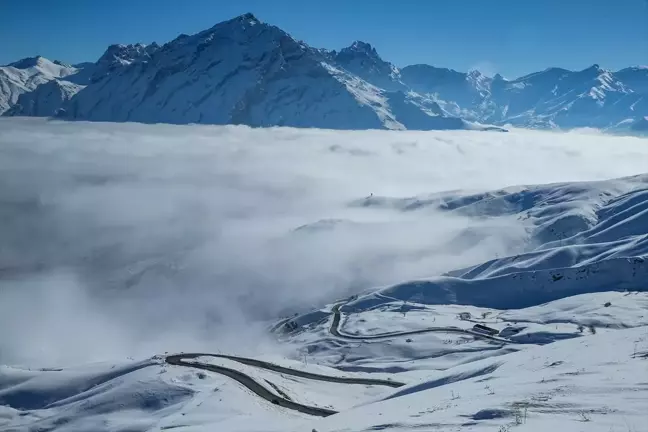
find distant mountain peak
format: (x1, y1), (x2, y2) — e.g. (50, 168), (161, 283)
(335, 40), (391, 70)
(332, 40), (404, 90)
(238, 12), (259, 22)
(96, 43), (158, 66)
(8, 56), (47, 69)
(349, 40), (373, 50)
(217, 12), (261, 28)
(188, 12), (270, 48)
(91, 42), (159, 82)
(340, 41), (381, 59)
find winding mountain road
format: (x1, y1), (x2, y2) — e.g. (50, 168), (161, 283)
(165, 298), (515, 417)
(165, 348), (404, 417)
(166, 353), (337, 417)
(197, 353), (403, 387)
(329, 303), (516, 345)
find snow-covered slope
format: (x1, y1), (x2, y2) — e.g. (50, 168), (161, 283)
(2, 293), (646, 432)
(312, 325), (648, 432)
(400, 65), (492, 120)
(279, 174), (648, 370)
(90, 42), (159, 83)
(0, 44), (158, 118)
(331, 41), (406, 92)
(0, 57), (78, 114)
(4, 79), (84, 117)
(339, 175), (648, 310)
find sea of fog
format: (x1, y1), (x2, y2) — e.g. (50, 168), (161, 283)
(1, 118), (646, 365)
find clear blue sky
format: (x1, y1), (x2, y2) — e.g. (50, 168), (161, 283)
(1, 0), (647, 78)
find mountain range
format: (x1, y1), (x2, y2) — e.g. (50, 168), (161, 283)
(2, 13), (647, 132)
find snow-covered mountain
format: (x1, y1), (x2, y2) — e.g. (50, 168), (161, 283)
(329, 41), (406, 92)
(55, 14), (479, 130)
(5, 79), (84, 117)
(401, 64), (648, 130)
(90, 42), (159, 83)
(0, 43), (160, 117)
(0, 57), (78, 114)
(1, 13), (647, 131)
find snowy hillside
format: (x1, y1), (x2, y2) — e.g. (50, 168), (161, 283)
(2, 13), (646, 130)
(339, 175), (648, 310)
(312, 325), (648, 432)
(0, 57), (78, 114)
(2, 302), (647, 432)
(4, 79), (83, 117)
(0, 43), (160, 118)
(91, 42), (159, 82)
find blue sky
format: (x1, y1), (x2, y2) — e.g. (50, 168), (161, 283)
(1, 0), (647, 78)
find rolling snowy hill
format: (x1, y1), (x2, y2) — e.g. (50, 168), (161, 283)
(2, 13), (646, 131)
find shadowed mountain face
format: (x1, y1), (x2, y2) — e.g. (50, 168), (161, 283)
(2, 13), (647, 132)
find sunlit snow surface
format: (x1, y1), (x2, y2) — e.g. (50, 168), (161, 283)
(1, 118), (647, 431)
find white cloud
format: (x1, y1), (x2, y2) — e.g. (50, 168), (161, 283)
(0, 118), (646, 365)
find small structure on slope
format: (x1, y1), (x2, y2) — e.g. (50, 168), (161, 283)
(472, 324), (499, 336)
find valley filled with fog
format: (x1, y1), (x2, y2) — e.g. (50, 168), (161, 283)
(1, 118), (647, 366)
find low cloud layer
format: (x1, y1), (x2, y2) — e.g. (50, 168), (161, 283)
(1, 118), (646, 365)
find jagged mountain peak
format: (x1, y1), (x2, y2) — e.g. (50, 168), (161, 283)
(97, 43), (158, 64)
(167, 11), (288, 52)
(346, 41), (377, 54)
(235, 12), (260, 24)
(338, 40), (384, 62)
(332, 39), (403, 90)
(222, 12), (260, 24)
(202, 12), (262, 34)
(91, 42), (159, 82)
